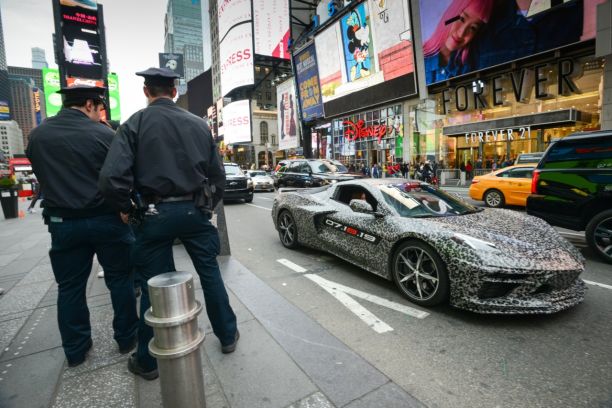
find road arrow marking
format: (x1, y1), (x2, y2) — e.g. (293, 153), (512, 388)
(277, 259), (308, 273)
(305, 273), (429, 333)
(584, 280), (612, 290)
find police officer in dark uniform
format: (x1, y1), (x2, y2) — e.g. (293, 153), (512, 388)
(26, 86), (139, 367)
(99, 68), (238, 380)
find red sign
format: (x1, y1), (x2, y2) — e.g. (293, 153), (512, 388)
(343, 120), (387, 143)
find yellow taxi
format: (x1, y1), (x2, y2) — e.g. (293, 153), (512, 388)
(468, 165), (536, 208)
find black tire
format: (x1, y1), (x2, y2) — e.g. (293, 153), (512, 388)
(245, 196), (253, 203)
(586, 209), (612, 264)
(391, 240), (449, 306)
(277, 210), (299, 249)
(484, 189), (505, 208)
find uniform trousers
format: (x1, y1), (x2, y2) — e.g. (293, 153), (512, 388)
(132, 201), (237, 371)
(48, 214), (139, 364)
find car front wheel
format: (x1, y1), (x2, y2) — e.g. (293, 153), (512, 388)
(484, 189), (505, 208)
(391, 240), (449, 306)
(586, 209), (612, 264)
(278, 210), (299, 249)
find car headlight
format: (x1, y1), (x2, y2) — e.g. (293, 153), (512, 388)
(330, 179), (338, 184)
(247, 179), (253, 187)
(451, 233), (498, 252)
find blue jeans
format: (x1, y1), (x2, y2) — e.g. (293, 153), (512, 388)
(48, 214), (138, 363)
(132, 201), (237, 370)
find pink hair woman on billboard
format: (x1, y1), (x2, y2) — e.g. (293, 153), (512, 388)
(422, 0), (494, 84)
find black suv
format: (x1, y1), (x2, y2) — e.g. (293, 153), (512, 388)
(223, 163), (253, 203)
(527, 131), (612, 263)
(274, 159), (362, 189)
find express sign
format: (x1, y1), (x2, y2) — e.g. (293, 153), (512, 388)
(343, 120), (387, 143)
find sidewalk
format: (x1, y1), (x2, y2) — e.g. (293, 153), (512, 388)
(0, 203), (424, 408)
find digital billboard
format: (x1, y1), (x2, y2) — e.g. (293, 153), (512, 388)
(159, 53), (185, 79)
(0, 101), (10, 121)
(253, 0), (290, 59)
(314, 0), (417, 117)
(33, 89), (42, 125)
(276, 79), (299, 151)
(294, 43), (324, 121)
(419, 0), (605, 85)
(219, 23), (254, 97)
(60, 0), (103, 80)
(42, 68), (62, 117)
(108, 73), (121, 122)
(217, 0), (251, 40)
(223, 100), (252, 144)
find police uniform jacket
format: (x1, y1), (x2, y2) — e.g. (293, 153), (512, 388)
(26, 108), (116, 218)
(99, 98), (225, 213)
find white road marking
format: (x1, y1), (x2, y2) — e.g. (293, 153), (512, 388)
(277, 259), (308, 273)
(257, 197), (275, 201)
(246, 204), (272, 211)
(584, 280), (612, 290)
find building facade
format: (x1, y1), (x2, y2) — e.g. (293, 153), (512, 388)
(0, 121), (25, 158)
(0, 6), (11, 122)
(8, 76), (38, 149)
(31, 47), (48, 69)
(164, 0), (205, 82)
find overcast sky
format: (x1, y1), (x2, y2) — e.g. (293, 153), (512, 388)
(1, 0), (168, 120)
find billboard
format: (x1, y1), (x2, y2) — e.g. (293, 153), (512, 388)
(0, 101), (9, 121)
(419, 0), (605, 85)
(276, 79), (299, 151)
(60, 0), (103, 80)
(217, 0), (251, 40)
(314, 0), (417, 117)
(253, 0), (290, 59)
(216, 98), (224, 138)
(294, 43), (324, 121)
(42, 68), (62, 117)
(108, 73), (121, 122)
(159, 53), (184, 79)
(223, 100), (252, 144)
(219, 23), (254, 97)
(33, 89), (42, 125)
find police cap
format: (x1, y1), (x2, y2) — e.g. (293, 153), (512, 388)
(136, 67), (180, 87)
(58, 85), (107, 108)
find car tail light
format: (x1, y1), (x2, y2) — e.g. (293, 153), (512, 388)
(531, 170), (540, 194)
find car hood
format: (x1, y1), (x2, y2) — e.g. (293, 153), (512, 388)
(226, 175), (247, 180)
(253, 176), (273, 182)
(314, 172), (362, 181)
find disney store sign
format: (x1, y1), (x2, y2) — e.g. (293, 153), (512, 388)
(465, 126), (532, 144)
(344, 120), (387, 143)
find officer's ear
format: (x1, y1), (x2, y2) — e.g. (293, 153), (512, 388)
(171, 87), (177, 98)
(143, 86), (150, 98)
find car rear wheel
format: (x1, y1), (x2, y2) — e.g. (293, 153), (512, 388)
(586, 209), (612, 264)
(245, 196), (253, 203)
(484, 189), (505, 208)
(391, 240), (449, 306)
(278, 211), (299, 249)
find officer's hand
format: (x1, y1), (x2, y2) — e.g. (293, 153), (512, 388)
(120, 212), (129, 224)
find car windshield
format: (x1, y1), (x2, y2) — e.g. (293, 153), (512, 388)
(224, 165), (243, 175)
(324, 160), (348, 173)
(378, 183), (481, 218)
(249, 171), (267, 177)
(309, 161), (335, 173)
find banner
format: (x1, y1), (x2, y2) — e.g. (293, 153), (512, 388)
(158, 53), (184, 79)
(0, 101), (9, 121)
(419, 0), (605, 85)
(223, 100), (252, 144)
(294, 43), (324, 121)
(253, 0), (290, 59)
(217, 0), (251, 40)
(219, 23), (254, 97)
(42, 68), (62, 117)
(276, 79), (299, 151)
(33, 89), (42, 125)
(107, 73), (121, 122)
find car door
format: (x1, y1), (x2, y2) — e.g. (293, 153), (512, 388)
(284, 162), (301, 186)
(296, 162), (312, 187)
(505, 167), (534, 206)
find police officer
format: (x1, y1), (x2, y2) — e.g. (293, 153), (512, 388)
(26, 86), (139, 367)
(99, 68), (238, 381)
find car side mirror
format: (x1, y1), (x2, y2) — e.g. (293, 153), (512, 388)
(350, 199), (374, 214)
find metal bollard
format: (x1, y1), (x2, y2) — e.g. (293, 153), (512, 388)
(145, 271), (206, 408)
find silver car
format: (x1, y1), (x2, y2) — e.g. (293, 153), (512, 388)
(247, 170), (275, 192)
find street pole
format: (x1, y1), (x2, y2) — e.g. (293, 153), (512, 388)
(145, 272), (206, 408)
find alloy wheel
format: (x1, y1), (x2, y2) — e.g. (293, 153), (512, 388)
(485, 190), (502, 207)
(594, 217), (612, 261)
(278, 212), (297, 248)
(394, 246), (440, 302)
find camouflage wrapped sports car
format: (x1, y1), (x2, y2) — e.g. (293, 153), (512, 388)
(271, 179), (586, 314)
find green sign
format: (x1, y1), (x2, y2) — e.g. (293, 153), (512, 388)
(42, 68), (121, 121)
(42, 68), (62, 117)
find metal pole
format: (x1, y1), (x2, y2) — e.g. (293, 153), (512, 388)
(145, 272), (206, 408)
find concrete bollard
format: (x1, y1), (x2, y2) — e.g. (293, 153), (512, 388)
(145, 272), (206, 408)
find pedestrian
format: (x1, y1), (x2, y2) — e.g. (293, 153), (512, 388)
(371, 163), (380, 178)
(26, 85), (138, 368)
(99, 68), (238, 381)
(466, 160), (473, 180)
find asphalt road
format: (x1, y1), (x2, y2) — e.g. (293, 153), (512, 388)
(223, 190), (612, 408)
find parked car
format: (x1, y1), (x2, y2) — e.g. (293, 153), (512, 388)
(515, 152), (544, 164)
(246, 170), (275, 192)
(469, 164), (535, 208)
(272, 179), (585, 314)
(527, 131), (612, 264)
(223, 163), (253, 203)
(274, 159), (363, 189)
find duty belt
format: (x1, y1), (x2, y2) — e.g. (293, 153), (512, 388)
(158, 194), (194, 203)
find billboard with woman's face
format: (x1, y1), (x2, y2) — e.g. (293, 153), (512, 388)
(420, 0), (605, 85)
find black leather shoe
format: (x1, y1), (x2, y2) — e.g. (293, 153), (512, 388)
(128, 353), (158, 380)
(118, 337), (137, 354)
(67, 338), (93, 368)
(221, 330), (240, 354)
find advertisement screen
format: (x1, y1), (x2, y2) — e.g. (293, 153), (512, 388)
(216, 98), (225, 138)
(314, 0), (417, 117)
(223, 100), (252, 144)
(253, 0), (290, 59)
(419, 0), (605, 85)
(276, 79), (299, 151)
(217, 0), (251, 40)
(0, 100), (10, 121)
(42, 68), (62, 117)
(60, 0), (103, 80)
(33, 89), (42, 125)
(294, 43), (324, 121)
(108, 73), (121, 122)
(219, 23), (254, 97)
(159, 53), (184, 79)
